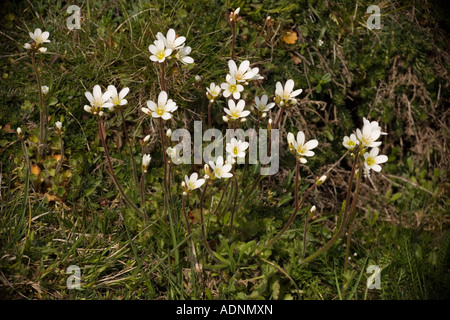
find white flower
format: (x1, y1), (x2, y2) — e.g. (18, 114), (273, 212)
(363, 147), (388, 173)
(254, 95), (275, 113)
(275, 79), (303, 107)
(142, 154), (151, 172)
(166, 146), (179, 163)
(221, 75), (244, 99)
(362, 117), (387, 136)
(156, 28), (186, 51)
(228, 60), (255, 83)
(41, 86), (49, 95)
(209, 156), (233, 179)
(184, 172), (205, 192)
(229, 7), (241, 22)
(287, 131), (319, 162)
(343, 133), (359, 150)
(224, 99), (250, 120)
(206, 83), (221, 101)
(175, 45), (194, 65)
(38, 47), (47, 53)
(356, 119), (382, 148)
(247, 67), (264, 81)
(23, 43), (31, 50)
(55, 121), (62, 130)
(29, 28), (50, 44)
(318, 39), (324, 47)
(149, 39), (172, 63)
(107, 85), (129, 108)
(310, 205), (317, 215)
(17, 127), (22, 135)
(142, 91), (178, 120)
(225, 154), (236, 165)
(226, 138), (249, 158)
(84, 85), (113, 114)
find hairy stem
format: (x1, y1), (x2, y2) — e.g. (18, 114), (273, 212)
(31, 52), (46, 160)
(97, 116), (144, 218)
(120, 109), (139, 190)
(300, 152), (360, 265)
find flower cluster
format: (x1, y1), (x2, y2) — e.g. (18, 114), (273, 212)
(274, 79), (303, 108)
(24, 28), (50, 53)
(141, 91), (178, 120)
(343, 117), (388, 177)
(149, 29), (194, 65)
(287, 131), (319, 164)
(84, 84), (130, 115)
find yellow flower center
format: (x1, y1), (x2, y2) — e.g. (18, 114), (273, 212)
(235, 73), (243, 81)
(156, 51), (165, 60)
(228, 84), (237, 92)
(230, 110), (240, 119)
(297, 145), (307, 155)
(233, 147), (239, 155)
(112, 97), (121, 105)
(366, 156), (375, 166)
(188, 181), (196, 190)
(156, 106), (165, 116)
(347, 140), (355, 147)
(361, 137), (372, 146)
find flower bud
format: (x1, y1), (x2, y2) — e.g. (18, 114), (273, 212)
(316, 175), (327, 186)
(142, 154), (151, 172)
(309, 205), (316, 217)
(41, 85), (49, 95)
(143, 135), (151, 143)
(166, 128), (172, 138)
(222, 115), (229, 123)
(23, 43), (31, 50)
(194, 75), (202, 83)
(55, 121), (62, 130)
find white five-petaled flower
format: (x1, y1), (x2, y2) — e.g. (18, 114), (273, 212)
(247, 67), (264, 81)
(318, 39), (324, 47)
(175, 45), (194, 65)
(206, 83), (221, 101)
(142, 91), (178, 120)
(156, 28), (186, 51)
(84, 85), (113, 115)
(224, 99), (250, 120)
(254, 95), (275, 113)
(142, 154), (151, 172)
(209, 156), (233, 179)
(41, 86), (49, 95)
(228, 60), (255, 83)
(287, 131), (319, 163)
(107, 85), (129, 109)
(275, 79), (303, 107)
(362, 117), (387, 136)
(356, 119), (382, 148)
(29, 28), (50, 44)
(149, 39), (172, 63)
(343, 133), (359, 150)
(221, 75), (244, 99)
(226, 138), (249, 158)
(184, 172), (205, 192)
(363, 147), (388, 173)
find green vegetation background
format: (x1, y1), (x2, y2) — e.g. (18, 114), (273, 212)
(0, 0), (448, 299)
